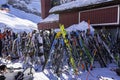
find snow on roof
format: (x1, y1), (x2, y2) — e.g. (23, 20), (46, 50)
(40, 14), (59, 23)
(50, 0), (112, 13)
(0, 10), (37, 33)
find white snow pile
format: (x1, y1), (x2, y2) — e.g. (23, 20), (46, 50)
(66, 21), (94, 32)
(40, 14), (59, 23)
(55, 21), (94, 35)
(50, 0), (113, 13)
(0, 11), (38, 33)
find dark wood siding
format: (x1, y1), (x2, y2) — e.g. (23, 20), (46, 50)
(59, 12), (79, 28)
(80, 5), (119, 25)
(38, 21), (59, 30)
(41, 0), (51, 19)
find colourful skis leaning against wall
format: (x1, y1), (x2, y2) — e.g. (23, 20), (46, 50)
(59, 24), (78, 74)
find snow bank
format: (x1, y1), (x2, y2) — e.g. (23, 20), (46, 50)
(9, 6), (42, 23)
(0, 0), (42, 23)
(0, 10), (37, 33)
(50, 0), (112, 13)
(66, 21), (94, 33)
(54, 21), (94, 35)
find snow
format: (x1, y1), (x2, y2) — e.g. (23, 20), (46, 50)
(32, 65), (120, 80)
(0, 0), (7, 5)
(50, 0), (113, 13)
(9, 5), (42, 23)
(1, 61), (119, 80)
(55, 21), (94, 35)
(33, 72), (49, 80)
(79, 68), (120, 80)
(0, 10), (37, 33)
(0, 0), (43, 33)
(0, 0), (42, 23)
(67, 21), (94, 32)
(40, 14), (59, 23)
(0, 0), (120, 80)
(7, 63), (23, 69)
(27, 0), (41, 13)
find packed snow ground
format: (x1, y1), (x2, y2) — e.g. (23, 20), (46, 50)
(0, 58), (119, 80)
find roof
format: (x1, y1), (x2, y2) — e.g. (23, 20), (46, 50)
(40, 14), (59, 23)
(50, 0), (120, 14)
(38, 14), (59, 30)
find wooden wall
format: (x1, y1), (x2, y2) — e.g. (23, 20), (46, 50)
(80, 5), (119, 26)
(41, 0), (51, 19)
(59, 12), (79, 28)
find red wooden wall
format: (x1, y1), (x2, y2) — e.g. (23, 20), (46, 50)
(38, 21), (59, 30)
(41, 0), (51, 19)
(59, 12), (79, 28)
(80, 5), (119, 26)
